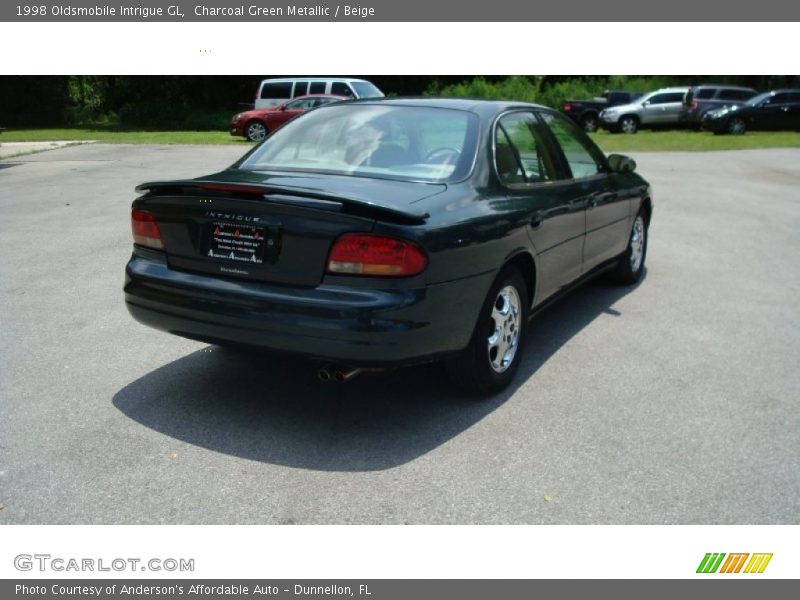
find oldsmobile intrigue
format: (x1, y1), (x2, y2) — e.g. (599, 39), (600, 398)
(125, 98), (652, 394)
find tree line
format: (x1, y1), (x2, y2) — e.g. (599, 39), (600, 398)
(1, 75), (797, 128)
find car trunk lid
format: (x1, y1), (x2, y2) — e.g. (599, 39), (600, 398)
(135, 170), (444, 287)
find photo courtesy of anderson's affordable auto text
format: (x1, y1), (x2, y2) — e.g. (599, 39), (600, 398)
(0, 2), (799, 596)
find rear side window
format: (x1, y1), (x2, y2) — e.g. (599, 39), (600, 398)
(309, 81), (327, 94)
(495, 112), (557, 185)
(696, 88), (716, 100)
(331, 82), (355, 97)
(539, 112), (606, 179)
(292, 81), (310, 97)
(718, 89), (753, 101)
(261, 82), (292, 100)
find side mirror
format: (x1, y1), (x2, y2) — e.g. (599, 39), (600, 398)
(607, 153), (636, 174)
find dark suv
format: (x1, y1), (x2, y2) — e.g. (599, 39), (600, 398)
(683, 85), (758, 130)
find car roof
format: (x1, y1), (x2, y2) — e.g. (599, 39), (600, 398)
(260, 77), (372, 83)
(285, 94), (347, 100)
(340, 96), (553, 115)
(692, 84), (756, 91)
(651, 87), (690, 93)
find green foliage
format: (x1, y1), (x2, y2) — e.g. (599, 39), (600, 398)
(428, 76), (694, 108)
(117, 102), (231, 130)
(425, 76), (543, 103)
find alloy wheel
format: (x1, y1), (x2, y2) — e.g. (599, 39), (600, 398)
(629, 216), (645, 272)
(487, 285), (522, 373)
(246, 122), (267, 142)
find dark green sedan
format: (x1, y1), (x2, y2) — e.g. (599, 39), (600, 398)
(125, 98), (652, 395)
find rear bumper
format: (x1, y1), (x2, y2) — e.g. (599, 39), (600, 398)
(124, 253), (494, 366)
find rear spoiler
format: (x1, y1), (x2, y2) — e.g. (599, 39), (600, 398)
(135, 179), (430, 224)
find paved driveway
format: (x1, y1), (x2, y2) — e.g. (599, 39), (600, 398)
(1, 144), (798, 523)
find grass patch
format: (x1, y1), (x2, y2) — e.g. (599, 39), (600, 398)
(2, 127), (798, 153)
(0, 127), (245, 145)
(590, 129), (800, 153)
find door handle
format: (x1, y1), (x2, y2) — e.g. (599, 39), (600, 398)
(588, 192), (617, 209)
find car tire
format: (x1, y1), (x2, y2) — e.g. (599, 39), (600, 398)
(727, 117), (746, 135)
(619, 116), (639, 134)
(580, 113), (599, 133)
(245, 120), (268, 142)
(445, 266), (529, 396)
(609, 211), (648, 285)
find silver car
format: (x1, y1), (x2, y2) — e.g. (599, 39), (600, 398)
(599, 87), (689, 134)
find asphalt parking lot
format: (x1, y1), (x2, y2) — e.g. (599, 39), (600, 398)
(1, 144), (798, 524)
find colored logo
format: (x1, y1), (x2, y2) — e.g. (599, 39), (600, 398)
(697, 553), (773, 574)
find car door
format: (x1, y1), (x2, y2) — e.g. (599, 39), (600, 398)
(753, 93), (797, 130)
(537, 111), (634, 272)
(494, 111), (584, 302)
(643, 92), (686, 125)
(273, 97), (315, 127)
(785, 94), (800, 129)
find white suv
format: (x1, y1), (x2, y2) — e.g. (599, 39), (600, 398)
(255, 78), (384, 109)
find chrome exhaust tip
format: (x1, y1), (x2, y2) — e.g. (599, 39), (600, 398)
(333, 367), (362, 383)
(317, 366), (333, 382)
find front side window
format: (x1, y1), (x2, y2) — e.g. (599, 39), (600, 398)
(494, 112), (556, 185)
(539, 112), (605, 179)
(284, 97), (316, 110)
(331, 82), (355, 97)
(764, 93), (789, 105)
(648, 92), (684, 105)
(239, 105), (479, 183)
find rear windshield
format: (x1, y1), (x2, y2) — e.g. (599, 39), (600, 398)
(238, 104), (479, 183)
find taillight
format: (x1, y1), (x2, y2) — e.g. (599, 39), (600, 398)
(131, 209), (164, 250)
(563, 102), (572, 111)
(690, 101), (698, 110)
(327, 234), (427, 277)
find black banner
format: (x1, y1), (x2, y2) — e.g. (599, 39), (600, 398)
(4, 580), (800, 600)
(3, 0), (800, 22)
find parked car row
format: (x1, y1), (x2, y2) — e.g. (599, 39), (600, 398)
(563, 84), (800, 135)
(230, 77), (385, 141)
